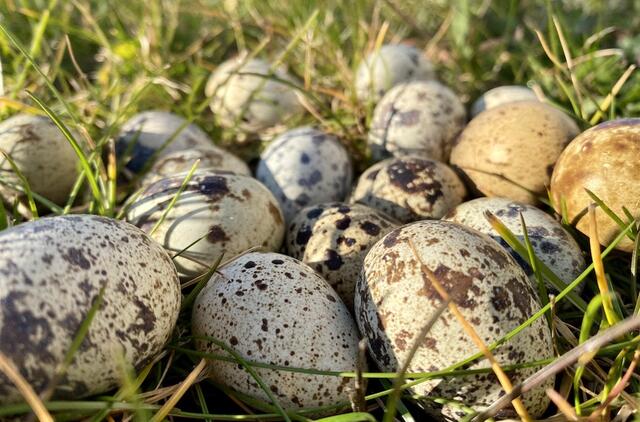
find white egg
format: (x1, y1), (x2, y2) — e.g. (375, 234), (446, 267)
(470, 85), (538, 117)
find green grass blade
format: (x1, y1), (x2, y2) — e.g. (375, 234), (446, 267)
(0, 199), (7, 230)
(315, 413), (376, 422)
(181, 253), (224, 311)
(0, 149), (38, 218)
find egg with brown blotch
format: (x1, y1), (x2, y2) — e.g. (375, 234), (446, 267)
(355, 220), (554, 420)
(126, 172), (285, 278)
(192, 251), (361, 412)
(0, 215), (180, 405)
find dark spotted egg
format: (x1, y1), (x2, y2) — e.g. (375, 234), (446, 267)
(192, 251), (361, 411)
(355, 220), (553, 419)
(286, 202), (397, 309)
(444, 197), (585, 291)
(368, 80), (466, 162)
(0, 114), (80, 205)
(351, 156), (466, 223)
(0, 215), (180, 404)
(116, 110), (214, 172)
(355, 44), (435, 104)
(126, 172), (284, 278)
(256, 127), (353, 223)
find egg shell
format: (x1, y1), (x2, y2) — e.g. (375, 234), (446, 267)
(368, 80), (466, 162)
(470, 85), (538, 117)
(355, 220), (553, 419)
(205, 57), (303, 133)
(450, 101), (579, 204)
(355, 44), (436, 104)
(192, 251), (361, 410)
(550, 118), (640, 252)
(286, 202), (398, 308)
(444, 197), (586, 290)
(0, 114), (80, 205)
(350, 156), (467, 223)
(140, 146), (251, 186)
(116, 110), (214, 172)
(256, 127), (353, 223)
(126, 172), (284, 277)
(0, 215), (180, 404)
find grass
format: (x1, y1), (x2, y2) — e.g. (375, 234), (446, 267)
(0, 0), (640, 420)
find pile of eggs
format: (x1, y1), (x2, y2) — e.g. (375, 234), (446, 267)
(0, 42), (638, 421)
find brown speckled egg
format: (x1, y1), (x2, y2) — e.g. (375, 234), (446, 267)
(126, 172), (284, 277)
(368, 80), (466, 161)
(0, 114), (80, 205)
(470, 85), (538, 117)
(286, 202), (398, 308)
(355, 220), (553, 419)
(444, 197), (586, 290)
(551, 118), (640, 252)
(141, 146), (251, 186)
(350, 156), (467, 223)
(0, 215), (180, 404)
(450, 101), (579, 205)
(192, 251), (361, 411)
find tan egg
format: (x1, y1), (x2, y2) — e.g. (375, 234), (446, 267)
(0, 114), (80, 205)
(550, 118), (640, 252)
(350, 156), (467, 223)
(141, 146), (251, 186)
(368, 81), (466, 162)
(450, 101), (579, 204)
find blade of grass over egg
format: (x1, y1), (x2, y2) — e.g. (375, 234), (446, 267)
(149, 159), (200, 236)
(519, 213), (550, 311)
(585, 189), (636, 243)
(26, 92), (106, 214)
(41, 285), (106, 401)
(485, 211), (587, 311)
(445, 219), (636, 375)
(0, 149), (38, 218)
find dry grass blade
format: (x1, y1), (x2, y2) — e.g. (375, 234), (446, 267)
(589, 64), (636, 125)
(546, 388), (578, 421)
(350, 340), (367, 412)
(473, 315), (640, 421)
(406, 239), (532, 422)
(0, 351), (54, 422)
(149, 358), (207, 422)
(552, 15), (584, 116)
(588, 205), (619, 325)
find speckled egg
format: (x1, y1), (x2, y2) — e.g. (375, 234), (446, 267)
(0, 114), (80, 205)
(256, 127), (353, 223)
(126, 172), (284, 277)
(205, 57), (303, 133)
(0, 215), (180, 404)
(551, 118), (640, 252)
(140, 146), (251, 186)
(286, 202), (398, 308)
(350, 156), (467, 223)
(355, 44), (436, 104)
(470, 85), (538, 117)
(450, 101), (579, 204)
(444, 197), (586, 289)
(368, 80), (466, 162)
(355, 220), (553, 419)
(116, 110), (214, 172)
(192, 251), (361, 410)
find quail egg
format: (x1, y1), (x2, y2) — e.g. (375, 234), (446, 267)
(355, 44), (435, 104)
(450, 101), (579, 204)
(192, 251), (361, 411)
(256, 127), (353, 223)
(116, 110), (214, 172)
(551, 118), (640, 252)
(444, 197), (586, 290)
(0, 215), (180, 404)
(470, 85), (538, 117)
(126, 171), (285, 277)
(368, 80), (466, 162)
(355, 220), (554, 419)
(205, 57), (303, 133)
(286, 202), (398, 308)
(350, 156), (466, 223)
(0, 114), (80, 205)
(140, 146), (251, 186)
